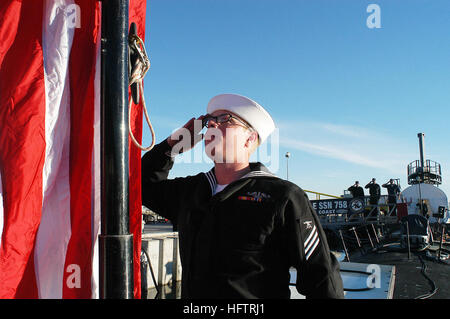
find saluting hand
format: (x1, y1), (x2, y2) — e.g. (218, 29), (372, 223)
(167, 115), (205, 154)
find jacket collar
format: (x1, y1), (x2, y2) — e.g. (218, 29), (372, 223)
(204, 162), (276, 195)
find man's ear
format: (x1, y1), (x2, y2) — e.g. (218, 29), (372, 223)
(245, 131), (258, 150)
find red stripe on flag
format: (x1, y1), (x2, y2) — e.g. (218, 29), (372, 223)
(0, 0), (45, 298)
(62, 1), (101, 299)
(129, 0), (147, 299)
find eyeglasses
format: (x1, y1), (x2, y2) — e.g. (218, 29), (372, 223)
(202, 113), (252, 130)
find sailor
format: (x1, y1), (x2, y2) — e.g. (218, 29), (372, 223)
(382, 179), (401, 215)
(142, 93), (344, 299)
(365, 178), (381, 206)
(348, 181), (364, 199)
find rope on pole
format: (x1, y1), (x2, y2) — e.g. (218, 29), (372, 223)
(128, 25), (155, 151)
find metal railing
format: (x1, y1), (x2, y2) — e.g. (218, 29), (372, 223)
(318, 195), (399, 229)
(407, 159), (442, 185)
(304, 189), (341, 200)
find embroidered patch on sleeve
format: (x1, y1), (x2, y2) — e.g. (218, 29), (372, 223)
(301, 219), (320, 261)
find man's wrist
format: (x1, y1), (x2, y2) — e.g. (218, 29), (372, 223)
(165, 136), (179, 158)
(166, 136), (176, 148)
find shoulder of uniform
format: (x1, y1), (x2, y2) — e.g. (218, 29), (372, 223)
(269, 178), (309, 203)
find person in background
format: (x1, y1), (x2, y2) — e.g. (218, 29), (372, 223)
(382, 179), (400, 215)
(348, 181), (364, 199)
(365, 178), (381, 216)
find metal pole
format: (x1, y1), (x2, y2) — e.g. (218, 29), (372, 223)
(351, 227), (361, 248)
(99, 0), (134, 299)
(371, 223), (380, 244)
(406, 221), (411, 260)
(285, 152), (290, 181)
(417, 133), (425, 173)
(417, 179), (423, 216)
(366, 226), (374, 249)
(438, 223), (445, 260)
(338, 230), (350, 262)
(286, 158), (288, 181)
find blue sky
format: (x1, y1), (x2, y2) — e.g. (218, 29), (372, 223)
(141, 0), (450, 199)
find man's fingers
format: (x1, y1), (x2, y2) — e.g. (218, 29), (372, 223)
(167, 115), (206, 151)
(183, 117), (196, 129)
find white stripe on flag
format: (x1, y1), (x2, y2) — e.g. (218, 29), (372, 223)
(35, 0), (75, 299)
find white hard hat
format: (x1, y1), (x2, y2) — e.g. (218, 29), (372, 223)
(207, 93), (275, 144)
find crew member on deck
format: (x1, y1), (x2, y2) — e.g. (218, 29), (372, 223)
(348, 181), (364, 199)
(365, 178), (381, 207)
(141, 93), (344, 299)
(382, 179), (400, 215)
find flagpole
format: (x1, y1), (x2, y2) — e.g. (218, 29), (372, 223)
(99, 0), (134, 298)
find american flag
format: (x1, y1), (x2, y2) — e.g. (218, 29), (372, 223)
(0, 0), (146, 298)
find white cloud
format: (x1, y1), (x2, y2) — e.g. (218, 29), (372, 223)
(277, 120), (414, 175)
(280, 138), (387, 168)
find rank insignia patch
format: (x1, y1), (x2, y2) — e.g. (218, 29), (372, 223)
(300, 218), (320, 261)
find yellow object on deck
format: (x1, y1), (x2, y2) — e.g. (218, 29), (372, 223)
(303, 189), (341, 200)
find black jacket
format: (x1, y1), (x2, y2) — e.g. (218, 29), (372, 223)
(142, 140), (344, 299)
(382, 183), (400, 197)
(365, 182), (381, 197)
(347, 185), (364, 198)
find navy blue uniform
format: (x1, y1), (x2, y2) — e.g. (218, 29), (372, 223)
(142, 140), (344, 299)
(365, 182), (381, 205)
(382, 182), (400, 214)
